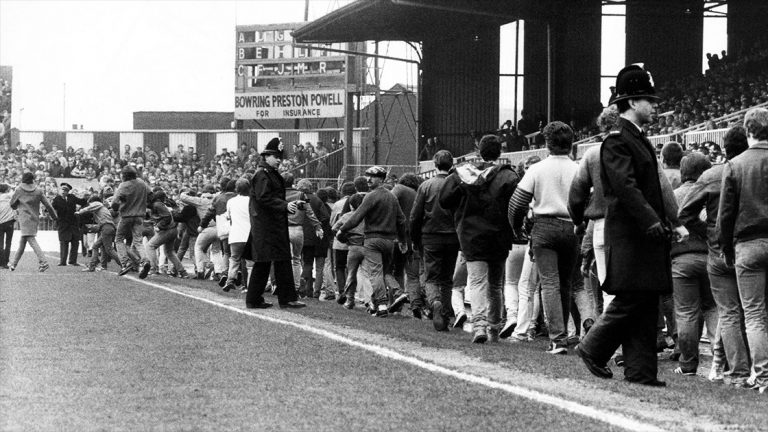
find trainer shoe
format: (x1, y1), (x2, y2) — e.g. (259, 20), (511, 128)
(388, 293), (408, 313)
(336, 294), (347, 305)
(177, 271), (190, 279)
(8, 264), (15, 271)
(138, 262), (151, 279)
(707, 362), (725, 382)
(223, 282), (235, 292)
(423, 306), (433, 320)
(453, 311), (468, 329)
(343, 299), (355, 310)
(375, 305), (389, 318)
(119, 266), (134, 276)
(412, 308), (422, 320)
(547, 342), (568, 355)
(81, 267), (95, 272)
(203, 266), (214, 280)
(38, 262), (50, 273)
(472, 329), (488, 344)
(499, 320), (517, 339)
(673, 366), (696, 376)
(218, 274), (228, 287)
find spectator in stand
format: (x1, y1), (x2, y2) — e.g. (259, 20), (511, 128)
(8, 172), (58, 272)
(679, 125), (751, 386)
(441, 135), (519, 343)
(0, 182), (14, 269)
(410, 150), (460, 331)
(717, 107), (768, 394)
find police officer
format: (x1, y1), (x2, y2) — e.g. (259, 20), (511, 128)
(52, 182), (87, 266)
(575, 64), (688, 387)
(245, 138), (306, 309)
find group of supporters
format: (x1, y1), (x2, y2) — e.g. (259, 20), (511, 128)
(1, 64), (767, 395)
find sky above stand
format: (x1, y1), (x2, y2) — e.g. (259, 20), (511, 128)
(1, 1), (725, 131)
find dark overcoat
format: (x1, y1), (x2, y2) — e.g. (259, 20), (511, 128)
(52, 194), (87, 242)
(246, 161), (291, 262)
(600, 118), (672, 294)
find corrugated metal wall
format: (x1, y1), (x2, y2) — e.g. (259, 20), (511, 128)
(93, 132), (120, 154)
(421, 27), (500, 158)
(43, 132), (66, 151)
(143, 132), (169, 156)
(197, 132), (217, 160)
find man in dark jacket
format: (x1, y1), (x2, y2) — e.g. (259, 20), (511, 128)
(575, 65), (687, 387)
(113, 165), (152, 275)
(411, 150), (460, 331)
(391, 173), (424, 317)
(52, 182), (87, 266)
(338, 165), (408, 317)
(717, 107), (768, 393)
(245, 138), (305, 309)
(679, 125), (750, 386)
(439, 135), (519, 344)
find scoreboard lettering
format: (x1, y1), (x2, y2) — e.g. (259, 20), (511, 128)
(235, 23), (353, 119)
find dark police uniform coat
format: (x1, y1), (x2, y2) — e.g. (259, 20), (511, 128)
(247, 161), (291, 262)
(600, 118), (673, 295)
(52, 193), (88, 242)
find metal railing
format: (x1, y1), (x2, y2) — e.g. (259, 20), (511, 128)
(286, 147), (346, 180)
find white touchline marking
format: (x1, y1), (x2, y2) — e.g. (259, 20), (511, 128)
(126, 276), (667, 432)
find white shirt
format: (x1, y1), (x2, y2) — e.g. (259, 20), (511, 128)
(518, 155), (578, 220)
(226, 195), (251, 243)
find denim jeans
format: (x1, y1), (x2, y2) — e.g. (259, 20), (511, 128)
(466, 259), (504, 334)
(513, 248), (538, 339)
(531, 217), (579, 347)
(177, 230), (196, 267)
(423, 242), (460, 317)
(707, 251), (751, 382)
(227, 242), (248, 284)
(115, 216), (146, 268)
(452, 252), (468, 320)
(195, 226), (222, 274)
(147, 227), (184, 273)
(363, 237), (402, 307)
(288, 226), (304, 291)
(734, 238), (768, 386)
(672, 252), (722, 371)
(0, 219), (14, 267)
(334, 249), (348, 296)
(343, 245), (365, 301)
(504, 244), (527, 324)
(88, 224), (120, 270)
(394, 246), (425, 309)
(11, 235), (46, 266)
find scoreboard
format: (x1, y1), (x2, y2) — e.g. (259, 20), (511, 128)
(235, 23), (358, 120)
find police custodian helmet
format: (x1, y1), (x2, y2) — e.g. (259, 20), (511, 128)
(610, 63), (661, 104)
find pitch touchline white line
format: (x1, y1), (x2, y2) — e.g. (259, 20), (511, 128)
(125, 276), (667, 432)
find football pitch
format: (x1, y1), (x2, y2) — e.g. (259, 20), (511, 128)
(1, 252), (765, 431)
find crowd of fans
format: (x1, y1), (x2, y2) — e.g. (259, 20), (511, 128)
(0, 137), (347, 210)
(1, 103), (766, 394)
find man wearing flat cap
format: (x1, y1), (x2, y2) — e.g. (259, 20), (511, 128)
(245, 137), (306, 309)
(52, 182), (88, 266)
(576, 64), (688, 387)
